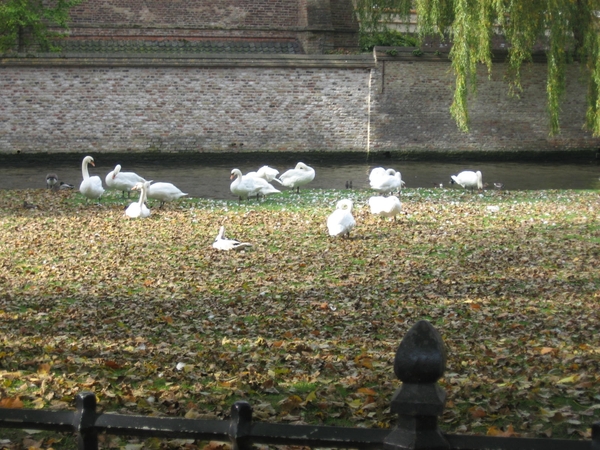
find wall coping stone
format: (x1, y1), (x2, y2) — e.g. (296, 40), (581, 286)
(0, 53), (375, 69)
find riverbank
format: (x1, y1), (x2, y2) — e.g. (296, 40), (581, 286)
(0, 188), (599, 448)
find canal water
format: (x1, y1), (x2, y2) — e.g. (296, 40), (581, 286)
(0, 156), (598, 200)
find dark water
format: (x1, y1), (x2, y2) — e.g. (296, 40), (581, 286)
(1, 158), (599, 200)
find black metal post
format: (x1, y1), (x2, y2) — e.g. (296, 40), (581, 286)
(384, 320), (450, 450)
(73, 392), (98, 450)
(229, 401), (253, 450)
(592, 422), (600, 450)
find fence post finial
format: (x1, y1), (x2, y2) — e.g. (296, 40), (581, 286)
(74, 392), (98, 450)
(384, 320), (450, 450)
(229, 401), (253, 450)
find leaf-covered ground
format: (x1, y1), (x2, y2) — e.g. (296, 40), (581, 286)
(0, 187), (599, 448)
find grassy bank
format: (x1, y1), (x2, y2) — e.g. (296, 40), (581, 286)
(0, 187), (599, 448)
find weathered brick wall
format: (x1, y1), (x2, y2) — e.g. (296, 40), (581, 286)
(0, 61), (371, 154)
(369, 53), (600, 152)
(68, 0), (301, 29)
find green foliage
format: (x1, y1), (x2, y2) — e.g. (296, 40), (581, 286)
(0, 0), (83, 54)
(359, 28), (418, 52)
(354, 0), (600, 137)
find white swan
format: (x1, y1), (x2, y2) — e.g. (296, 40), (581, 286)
(246, 165), (279, 182)
(275, 162), (315, 193)
(105, 164), (146, 197)
(450, 170), (483, 191)
(125, 181), (151, 218)
(230, 168), (280, 201)
(369, 167), (405, 194)
(212, 226), (252, 251)
(369, 195), (402, 220)
(46, 173), (58, 189)
(327, 199), (356, 237)
(147, 182), (187, 207)
(79, 156), (105, 200)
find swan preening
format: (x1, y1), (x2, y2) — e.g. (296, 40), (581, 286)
(230, 168), (280, 201)
(327, 199), (356, 237)
(369, 167), (405, 194)
(369, 196), (402, 220)
(106, 164), (146, 197)
(79, 156), (105, 200)
(125, 181), (151, 218)
(212, 226), (252, 251)
(246, 165), (279, 182)
(276, 162), (315, 193)
(450, 170), (483, 191)
(147, 182), (187, 207)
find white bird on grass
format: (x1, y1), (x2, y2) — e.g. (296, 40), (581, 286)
(79, 156), (105, 201)
(230, 168), (280, 201)
(125, 181), (151, 219)
(212, 226), (252, 251)
(246, 165), (280, 182)
(275, 162), (315, 193)
(147, 182), (187, 207)
(450, 170), (483, 191)
(327, 199), (356, 238)
(369, 167), (405, 194)
(369, 195), (402, 221)
(106, 164), (146, 198)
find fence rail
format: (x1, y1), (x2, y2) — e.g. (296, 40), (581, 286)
(0, 320), (597, 450)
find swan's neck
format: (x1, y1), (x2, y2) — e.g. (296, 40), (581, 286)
(82, 160), (90, 180)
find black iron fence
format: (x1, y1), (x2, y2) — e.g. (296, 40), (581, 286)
(0, 320), (598, 450)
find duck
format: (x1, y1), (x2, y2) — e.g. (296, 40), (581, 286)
(369, 167), (405, 194)
(105, 164), (146, 197)
(450, 170), (483, 191)
(125, 181), (151, 218)
(79, 156), (105, 201)
(59, 181), (74, 190)
(275, 162), (315, 193)
(369, 195), (402, 220)
(146, 182), (187, 207)
(327, 199), (356, 238)
(246, 165), (280, 182)
(46, 173), (58, 189)
(212, 226), (252, 251)
(230, 168), (280, 201)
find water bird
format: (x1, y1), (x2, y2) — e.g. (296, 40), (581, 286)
(125, 181), (151, 218)
(327, 199), (356, 238)
(369, 167), (405, 194)
(46, 173), (58, 189)
(230, 168), (280, 201)
(79, 156), (105, 201)
(246, 165), (279, 182)
(212, 226), (252, 251)
(106, 164), (146, 197)
(450, 170), (483, 191)
(275, 162), (315, 193)
(494, 182), (504, 190)
(147, 182), (187, 207)
(59, 182), (74, 190)
(369, 196), (402, 221)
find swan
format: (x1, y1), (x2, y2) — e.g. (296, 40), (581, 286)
(369, 167), (405, 194)
(246, 165), (279, 182)
(230, 168), (280, 201)
(146, 182), (187, 207)
(79, 156), (105, 200)
(212, 226), (252, 251)
(105, 164), (146, 197)
(275, 162), (315, 193)
(125, 181), (151, 218)
(46, 173), (58, 189)
(369, 195), (402, 220)
(327, 199), (356, 237)
(450, 170), (483, 191)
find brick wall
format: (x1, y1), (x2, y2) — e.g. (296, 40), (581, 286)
(1, 53), (599, 155)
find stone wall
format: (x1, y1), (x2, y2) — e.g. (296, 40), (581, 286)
(1, 51), (599, 155)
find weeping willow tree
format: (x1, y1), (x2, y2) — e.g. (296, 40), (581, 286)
(355, 0), (600, 136)
(0, 0), (83, 54)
